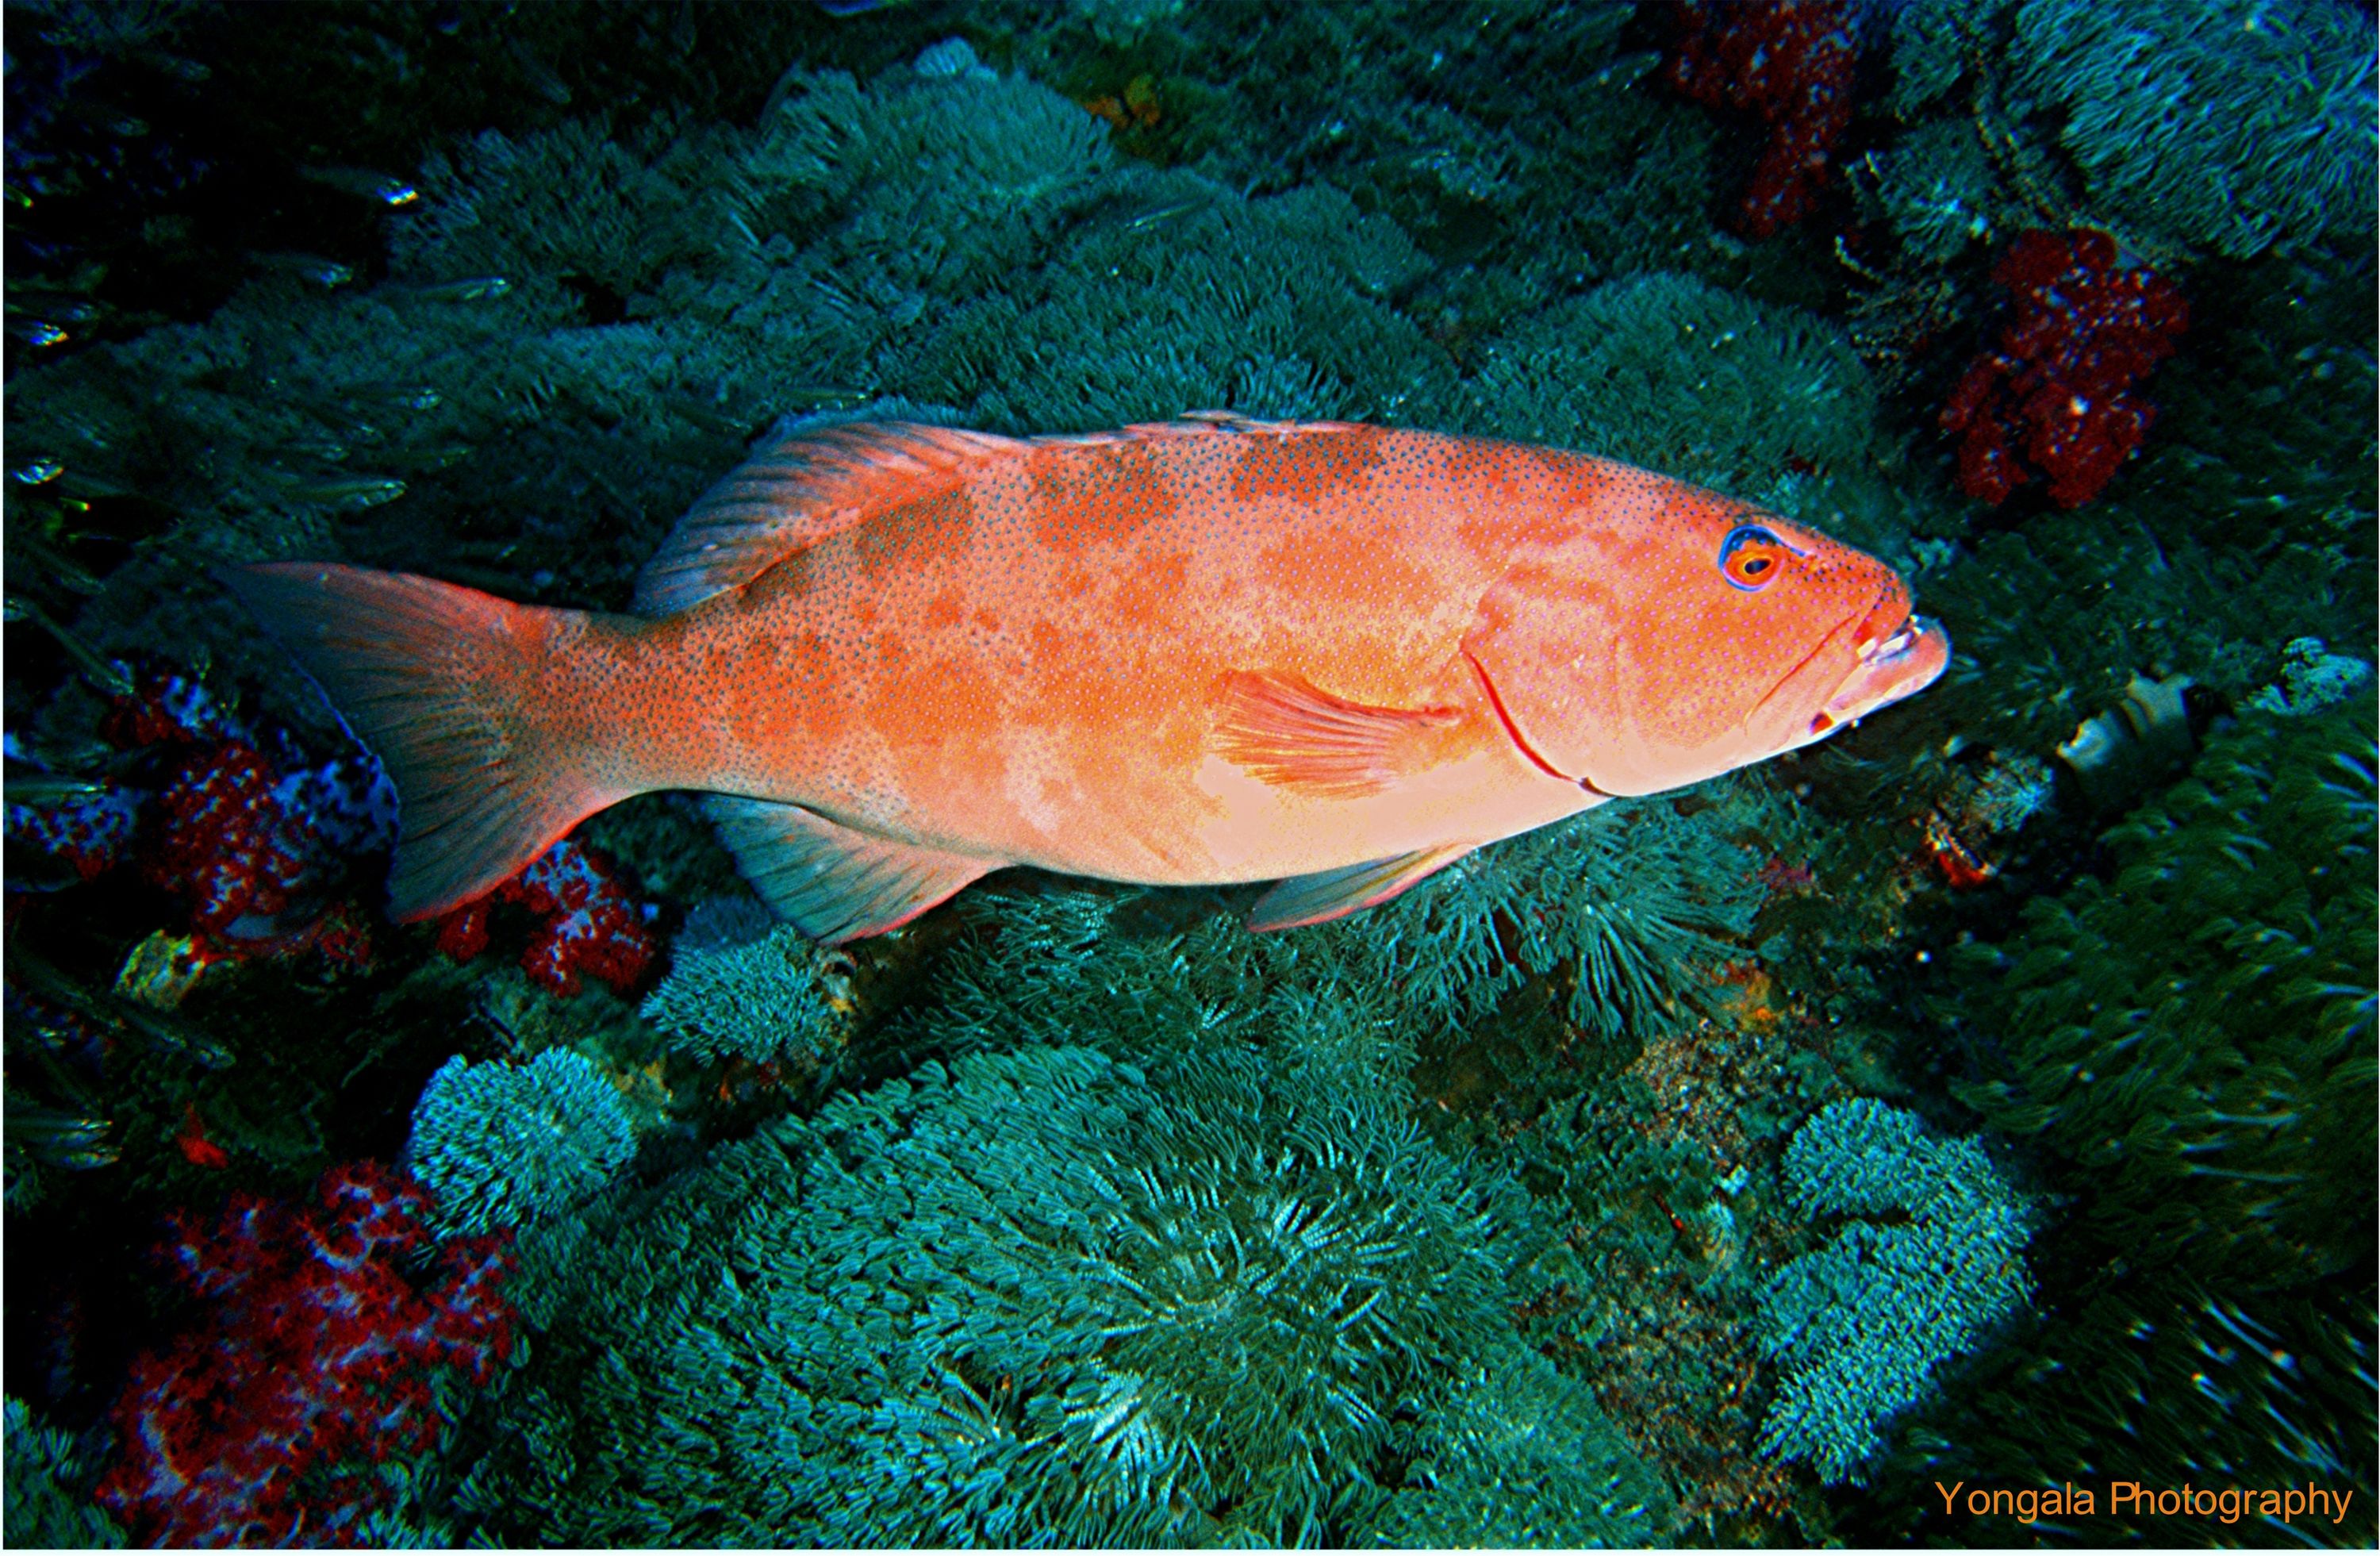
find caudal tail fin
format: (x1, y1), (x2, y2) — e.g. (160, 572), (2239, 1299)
(223, 562), (623, 921)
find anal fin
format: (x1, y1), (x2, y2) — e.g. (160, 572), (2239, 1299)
(705, 797), (998, 943)
(1247, 842), (1476, 932)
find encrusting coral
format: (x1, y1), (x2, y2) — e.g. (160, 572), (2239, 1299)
(1950, 701), (2376, 1286)
(405, 1049), (639, 1239)
(451, 1037), (1670, 1547)
(1753, 1099), (2036, 1485)
(638, 900), (853, 1072)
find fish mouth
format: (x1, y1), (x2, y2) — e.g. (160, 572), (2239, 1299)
(1807, 609), (1950, 738)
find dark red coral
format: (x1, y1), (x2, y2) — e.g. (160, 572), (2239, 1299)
(96, 1161), (513, 1546)
(98, 670), (242, 751)
(1941, 227), (2190, 508)
(144, 742), (316, 947)
(6, 672), (221, 888)
(1670, 0), (1859, 238)
(508, 839), (657, 995)
(432, 837), (657, 997)
(3, 782), (139, 882)
(12, 669), (398, 968)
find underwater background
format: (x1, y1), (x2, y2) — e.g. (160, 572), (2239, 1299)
(2, 0), (2374, 1546)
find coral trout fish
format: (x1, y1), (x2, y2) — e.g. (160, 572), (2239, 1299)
(227, 415), (1949, 943)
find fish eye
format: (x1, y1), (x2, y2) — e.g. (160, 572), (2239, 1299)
(1719, 524), (1790, 592)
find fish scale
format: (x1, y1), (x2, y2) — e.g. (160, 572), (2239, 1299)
(226, 413), (1948, 943)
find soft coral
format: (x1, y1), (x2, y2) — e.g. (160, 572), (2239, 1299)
(433, 836), (658, 997)
(1941, 228), (2190, 508)
(1670, 0), (1859, 238)
(96, 1162), (513, 1546)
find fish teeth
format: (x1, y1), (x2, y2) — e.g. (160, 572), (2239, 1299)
(1859, 625), (1916, 663)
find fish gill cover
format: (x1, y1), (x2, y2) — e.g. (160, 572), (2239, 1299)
(1, 0), (2372, 1548)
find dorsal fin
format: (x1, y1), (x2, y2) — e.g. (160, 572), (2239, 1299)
(632, 420), (1021, 616)
(634, 413), (1376, 617)
(1129, 410), (1372, 438)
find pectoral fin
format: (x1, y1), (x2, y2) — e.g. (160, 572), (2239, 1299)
(1246, 841), (1476, 932)
(1211, 670), (1465, 799)
(705, 796), (998, 943)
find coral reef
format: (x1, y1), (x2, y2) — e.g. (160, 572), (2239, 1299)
(1487, 1062), (1806, 1536)
(2, 776), (138, 888)
(2127, 247), (2378, 558)
(1940, 229), (2188, 508)
(1826, 699), (2378, 1539)
(1868, 118), (1998, 264)
(94, 1162), (514, 1546)
(886, 788), (1772, 1127)
(405, 1051), (638, 1239)
(2250, 636), (2374, 718)
(1668, 0), (1860, 238)
(2009, 0), (2378, 259)
(0, 2), (2370, 1547)
(6, 666), (396, 982)
(1357, 1345), (1672, 1546)
(1923, 505), (2358, 756)
(6, 1394), (125, 1549)
(1877, 0), (2376, 262)
(1753, 1100), (2036, 1485)
(1917, 748), (2056, 889)
(1468, 271), (1883, 501)
(1951, 702), (2375, 1285)
(638, 905), (853, 1071)
(1888, 1278), (2377, 1543)
(433, 838), (658, 998)
(453, 1039), (1669, 1546)
(1884, 0), (1986, 116)
(2052, 669), (2197, 809)
(1362, 796), (1770, 1044)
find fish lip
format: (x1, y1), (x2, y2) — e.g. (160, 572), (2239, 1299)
(1812, 610), (1946, 736)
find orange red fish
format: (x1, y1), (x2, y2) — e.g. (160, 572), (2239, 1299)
(228, 415), (1948, 943)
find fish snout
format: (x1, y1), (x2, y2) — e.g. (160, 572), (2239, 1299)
(1810, 609), (1951, 737)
